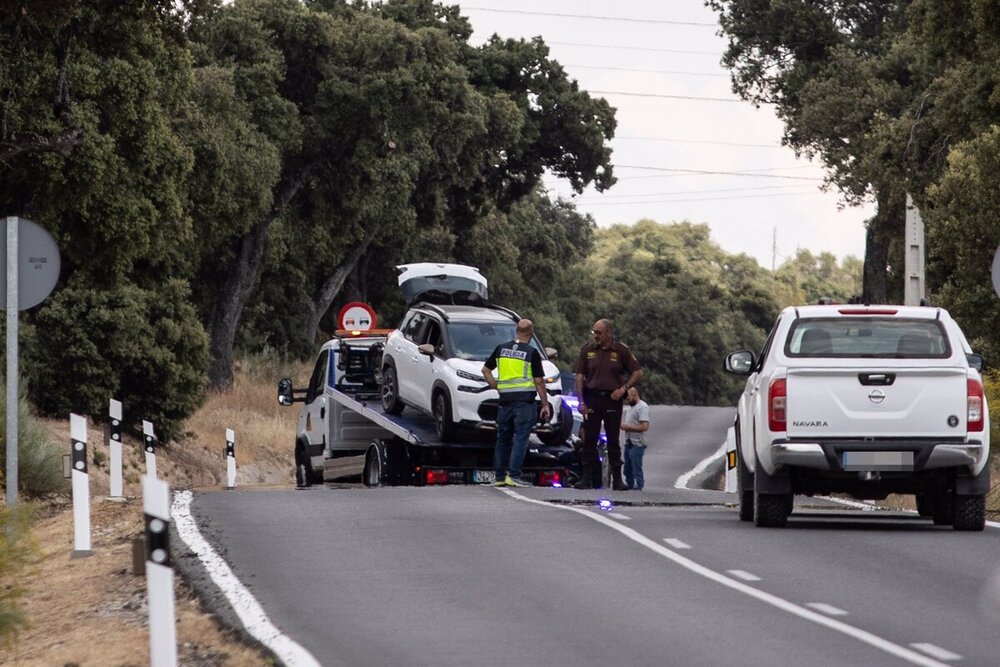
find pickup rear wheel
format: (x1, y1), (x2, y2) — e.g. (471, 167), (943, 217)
(381, 364), (404, 415)
(953, 495), (986, 531)
(753, 492), (790, 528)
(433, 391), (457, 442)
(736, 428), (754, 522)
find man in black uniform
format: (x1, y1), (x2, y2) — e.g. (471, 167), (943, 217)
(573, 319), (642, 490)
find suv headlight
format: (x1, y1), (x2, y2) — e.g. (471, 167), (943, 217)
(544, 374), (560, 384)
(456, 369), (486, 383)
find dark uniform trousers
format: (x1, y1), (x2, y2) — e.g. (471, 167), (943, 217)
(581, 388), (624, 471)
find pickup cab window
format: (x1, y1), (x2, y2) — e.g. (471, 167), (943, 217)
(785, 318), (950, 358)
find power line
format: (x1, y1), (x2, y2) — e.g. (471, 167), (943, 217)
(564, 63), (728, 77)
(573, 184), (812, 201)
(592, 90), (739, 102)
(462, 7), (717, 27)
(615, 164), (823, 180)
(578, 191), (821, 205)
(613, 136), (781, 148)
(468, 35), (719, 56)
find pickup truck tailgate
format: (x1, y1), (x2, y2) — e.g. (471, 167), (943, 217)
(785, 367), (968, 438)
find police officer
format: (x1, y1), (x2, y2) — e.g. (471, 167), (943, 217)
(482, 319), (551, 487)
(574, 318), (642, 490)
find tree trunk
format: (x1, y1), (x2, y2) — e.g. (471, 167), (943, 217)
(862, 217), (889, 305)
(206, 165), (317, 390)
(303, 229), (377, 343)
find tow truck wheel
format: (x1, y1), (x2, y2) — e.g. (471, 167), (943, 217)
(433, 391), (457, 442)
(381, 364), (404, 415)
(953, 494), (985, 531)
(363, 444), (382, 487)
(295, 439), (316, 488)
(538, 402), (574, 446)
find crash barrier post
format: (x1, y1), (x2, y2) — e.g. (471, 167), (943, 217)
(69, 413), (93, 557)
(143, 420), (157, 479)
(724, 426), (737, 493)
(108, 398), (124, 500)
(225, 428), (236, 490)
(143, 475), (177, 667)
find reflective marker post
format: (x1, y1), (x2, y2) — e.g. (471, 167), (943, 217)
(108, 399), (124, 499)
(724, 426), (737, 494)
(225, 428), (236, 490)
(142, 475), (177, 667)
(70, 413), (92, 557)
(143, 420), (157, 479)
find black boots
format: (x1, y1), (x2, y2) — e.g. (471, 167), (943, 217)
(611, 465), (628, 491)
(574, 459), (594, 489)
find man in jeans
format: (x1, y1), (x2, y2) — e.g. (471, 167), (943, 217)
(482, 319), (551, 487)
(622, 387), (650, 490)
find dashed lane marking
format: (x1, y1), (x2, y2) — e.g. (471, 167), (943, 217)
(727, 569), (761, 582)
(663, 538), (691, 549)
(806, 603), (848, 616)
(502, 488), (951, 667)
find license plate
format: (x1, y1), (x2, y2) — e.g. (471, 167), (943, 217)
(842, 451), (914, 471)
(472, 470), (496, 484)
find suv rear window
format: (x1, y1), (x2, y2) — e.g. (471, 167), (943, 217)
(785, 318), (950, 359)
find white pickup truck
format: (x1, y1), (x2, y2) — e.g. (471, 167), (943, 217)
(724, 304), (990, 530)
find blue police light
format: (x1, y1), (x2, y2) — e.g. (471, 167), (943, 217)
(597, 498), (614, 511)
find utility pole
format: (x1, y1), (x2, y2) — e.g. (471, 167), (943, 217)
(904, 194), (926, 306)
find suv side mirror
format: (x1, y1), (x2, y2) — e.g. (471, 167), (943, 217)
(545, 347), (558, 359)
(277, 378), (303, 405)
(417, 343), (435, 357)
(967, 353), (985, 372)
(724, 350), (755, 375)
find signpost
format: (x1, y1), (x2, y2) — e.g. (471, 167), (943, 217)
(4, 216), (60, 508)
(992, 246), (1000, 300)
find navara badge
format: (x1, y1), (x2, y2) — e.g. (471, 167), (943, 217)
(868, 389), (886, 403)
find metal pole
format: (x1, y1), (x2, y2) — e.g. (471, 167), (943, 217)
(6, 216), (18, 508)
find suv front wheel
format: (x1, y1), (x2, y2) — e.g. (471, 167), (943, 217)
(433, 390), (458, 442)
(381, 363), (404, 415)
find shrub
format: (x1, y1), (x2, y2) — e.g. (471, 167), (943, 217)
(0, 395), (66, 498)
(0, 504), (35, 646)
(23, 280), (209, 441)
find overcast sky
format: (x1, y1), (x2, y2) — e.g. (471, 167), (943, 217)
(454, 0), (874, 270)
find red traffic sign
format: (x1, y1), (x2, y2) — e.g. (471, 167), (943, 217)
(337, 302), (377, 331)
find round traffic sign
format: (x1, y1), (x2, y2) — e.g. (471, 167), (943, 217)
(1, 217), (61, 310)
(337, 302), (377, 331)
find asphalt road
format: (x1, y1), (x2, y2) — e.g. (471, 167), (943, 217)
(183, 406), (1000, 666)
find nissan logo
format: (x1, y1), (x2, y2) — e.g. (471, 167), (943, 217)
(868, 389), (886, 403)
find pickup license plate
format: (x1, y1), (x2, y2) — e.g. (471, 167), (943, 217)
(842, 451), (914, 471)
(472, 470), (496, 484)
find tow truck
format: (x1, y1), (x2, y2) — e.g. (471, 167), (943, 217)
(277, 329), (574, 487)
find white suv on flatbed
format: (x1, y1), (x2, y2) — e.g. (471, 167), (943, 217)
(725, 304), (990, 530)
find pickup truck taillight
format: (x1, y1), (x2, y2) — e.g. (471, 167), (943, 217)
(768, 378), (787, 432)
(968, 378), (984, 432)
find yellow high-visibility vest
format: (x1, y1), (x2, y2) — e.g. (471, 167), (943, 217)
(496, 345), (534, 394)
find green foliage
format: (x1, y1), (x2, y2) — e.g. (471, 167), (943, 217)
(0, 504), (35, 647)
(774, 249), (863, 306)
(23, 281), (209, 440)
(0, 394), (66, 498)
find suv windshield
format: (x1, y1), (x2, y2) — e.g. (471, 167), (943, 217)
(785, 318), (950, 358)
(447, 321), (543, 361)
(401, 276), (488, 306)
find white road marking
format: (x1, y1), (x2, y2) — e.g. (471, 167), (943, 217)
(806, 603), (848, 616)
(501, 488), (951, 667)
(172, 491), (321, 667)
(606, 513), (631, 521)
(675, 441), (727, 489)
(727, 569), (761, 582)
(663, 538), (691, 549)
(910, 643), (962, 661)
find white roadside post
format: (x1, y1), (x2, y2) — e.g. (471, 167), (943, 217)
(142, 475), (177, 667)
(724, 426), (737, 494)
(225, 428), (236, 490)
(69, 413), (93, 557)
(108, 399), (124, 500)
(143, 420), (157, 479)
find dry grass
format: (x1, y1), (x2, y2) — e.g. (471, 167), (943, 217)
(0, 359), (310, 666)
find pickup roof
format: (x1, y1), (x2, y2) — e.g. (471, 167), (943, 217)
(724, 304), (990, 529)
